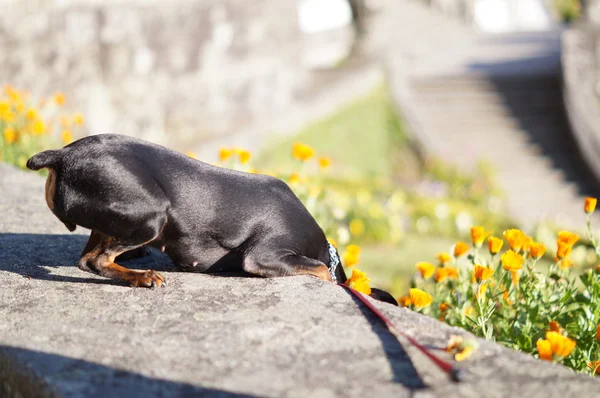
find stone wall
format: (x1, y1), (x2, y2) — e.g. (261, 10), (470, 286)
(0, 0), (317, 153)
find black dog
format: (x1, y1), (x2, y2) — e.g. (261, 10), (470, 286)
(27, 134), (397, 305)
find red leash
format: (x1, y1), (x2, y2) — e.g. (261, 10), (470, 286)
(341, 284), (462, 382)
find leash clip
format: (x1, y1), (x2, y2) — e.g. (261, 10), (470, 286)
(327, 242), (339, 283)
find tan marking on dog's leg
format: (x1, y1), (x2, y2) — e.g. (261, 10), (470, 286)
(79, 235), (165, 288)
(45, 169), (57, 211)
(292, 265), (333, 282)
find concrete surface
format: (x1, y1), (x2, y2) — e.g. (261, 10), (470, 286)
(1, 164), (600, 397)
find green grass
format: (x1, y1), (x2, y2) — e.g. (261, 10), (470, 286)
(256, 85), (416, 180)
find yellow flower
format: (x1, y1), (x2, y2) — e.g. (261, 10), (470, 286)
(292, 142), (315, 162)
(185, 151), (196, 159)
(238, 149), (252, 164)
(343, 252), (359, 268)
(470, 226), (490, 248)
(415, 262), (435, 279)
(61, 129), (73, 145)
(503, 229), (527, 252)
(397, 295), (411, 307)
(473, 265), (494, 282)
(346, 244), (360, 256)
(477, 283), (489, 297)
(546, 331), (576, 358)
(345, 268), (371, 295)
(349, 219), (365, 236)
(409, 288), (433, 308)
(558, 257), (574, 270)
(73, 112), (85, 126)
(318, 157), (331, 170)
(585, 197), (597, 214)
(556, 241), (573, 260)
(0, 108), (14, 123)
(454, 346), (475, 362)
(436, 252), (452, 265)
(328, 238), (338, 247)
(219, 148), (233, 162)
(557, 231), (580, 246)
(288, 172), (301, 185)
(537, 339), (553, 361)
(0, 101), (9, 114)
(25, 108), (37, 120)
(501, 250), (524, 271)
(32, 119), (45, 135)
(54, 92), (65, 106)
(3, 126), (17, 144)
(528, 242), (546, 260)
(453, 241), (469, 257)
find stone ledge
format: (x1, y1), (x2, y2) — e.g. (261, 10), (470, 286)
(0, 163), (599, 397)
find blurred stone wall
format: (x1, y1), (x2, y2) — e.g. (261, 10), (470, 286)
(0, 0), (312, 151)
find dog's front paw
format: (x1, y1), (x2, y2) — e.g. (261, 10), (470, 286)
(130, 270), (166, 288)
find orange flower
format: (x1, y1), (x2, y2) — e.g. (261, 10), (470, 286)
(439, 302), (450, 312)
(522, 235), (533, 252)
(435, 266), (458, 283)
(409, 288), (433, 308)
(558, 257), (574, 270)
(237, 149), (252, 164)
(3, 126), (17, 144)
(473, 265), (494, 282)
(72, 112), (85, 126)
(470, 226), (491, 248)
(546, 331), (576, 358)
(537, 339), (553, 361)
(597, 324), (600, 342)
(503, 229), (527, 252)
(415, 262), (435, 279)
(318, 157), (331, 170)
(488, 236), (504, 255)
(503, 290), (513, 305)
(556, 241), (573, 260)
(585, 197), (597, 214)
(61, 129), (73, 145)
(292, 142), (315, 162)
(346, 244), (360, 256)
(54, 92), (65, 106)
(510, 270), (520, 286)
(453, 241), (469, 257)
(528, 242), (546, 260)
(344, 268), (371, 295)
(588, 361), (600, 375)
(548, 321), (564, 334)
(397, 295), (411, 307)
(557, 231), (580, 246)
(501, 250), (524, 271)
(436, 252), (452, 265)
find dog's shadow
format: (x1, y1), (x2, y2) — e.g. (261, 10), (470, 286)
(0, 233), (253, 285)
(0, 233), (174, 285)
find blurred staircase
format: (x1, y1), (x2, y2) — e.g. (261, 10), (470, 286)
(384, 1), (599, 228)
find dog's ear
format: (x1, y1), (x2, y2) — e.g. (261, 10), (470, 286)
(369, 288), (398, 306)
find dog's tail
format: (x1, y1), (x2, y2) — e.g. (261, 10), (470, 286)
(26, 149), (62, 171)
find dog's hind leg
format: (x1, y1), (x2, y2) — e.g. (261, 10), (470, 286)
(78, 232), (165, 288)
(243, 252), (332, 282)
